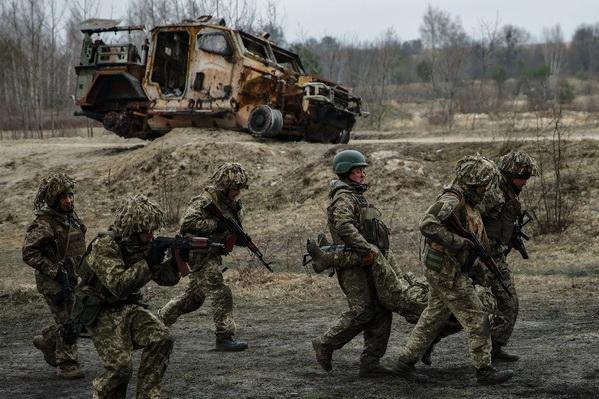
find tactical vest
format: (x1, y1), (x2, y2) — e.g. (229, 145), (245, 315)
(328, 188), (390, 253)
(38, 211), (86, 274)
(483, 181), (521, 246)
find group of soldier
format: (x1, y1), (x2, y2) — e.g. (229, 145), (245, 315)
(21, 147), (537, 397)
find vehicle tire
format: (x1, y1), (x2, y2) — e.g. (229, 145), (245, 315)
(248, 105), (283, 138)
(332, 129), (350, 144)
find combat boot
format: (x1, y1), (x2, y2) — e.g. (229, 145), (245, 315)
(421, 337), (441, 366)
(311, 338), (333, 372)
(57, 365), (84, 379)
(359, 358), (394, 378)
(393, 356), (429, 382)
(33, 335), (57, 367)
(491, 346), (519, 362)
(215, 335), (248, 352)
(476, 366), (514, 385)
(306, 240), (361, 274)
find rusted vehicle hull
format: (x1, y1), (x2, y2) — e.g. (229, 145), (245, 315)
(74, 18), (364, 143)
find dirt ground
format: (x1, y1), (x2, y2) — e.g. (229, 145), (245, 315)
(1, 127), (599, 398)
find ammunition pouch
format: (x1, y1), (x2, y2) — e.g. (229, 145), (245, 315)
(423, 244), (444, 272)
(360, 205), (390, 253)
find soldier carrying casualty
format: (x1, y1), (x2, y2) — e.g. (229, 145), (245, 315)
(394, 155), (514, 385)
(159, 162), (253, 352)
(309, 149), (395, 378)
(72, 194), (180, 399)
(478, 150), (539, 362)
(22, 173), (86, 379)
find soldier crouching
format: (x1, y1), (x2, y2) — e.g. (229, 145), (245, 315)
(73, 194), (180, 399)
(22, 173), (86, 379)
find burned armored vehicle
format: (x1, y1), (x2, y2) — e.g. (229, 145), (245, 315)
(74, 17), (365, 143)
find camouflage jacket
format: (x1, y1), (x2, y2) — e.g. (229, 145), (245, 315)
(420, 186), (488, 267)
(78, 231), (180, 305)
(22, 207), (86, 296)
(327, 179), (388, 257)
(179, 187), (244, 264)
(478, 174), (522, 254)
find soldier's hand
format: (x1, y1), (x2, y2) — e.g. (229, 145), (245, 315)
(362, 251), (377, 267)
(461, 238), (475, 250)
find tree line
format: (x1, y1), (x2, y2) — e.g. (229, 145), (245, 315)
(1, 1), (599, 136)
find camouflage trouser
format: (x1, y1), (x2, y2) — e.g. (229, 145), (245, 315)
(159, 257), (236, 337)
(371, 252), (497, 335)
(39, 293), (79, 369)
(88, 304), (173, 399)
(489, 256), (519, 348)
(316, 264), (392, 365)
(400, 268), (492, 369)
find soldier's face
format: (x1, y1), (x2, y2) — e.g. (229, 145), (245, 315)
(512, 177), (529, 189)
(57, 193), (74, 213)
(348, 167), (366, 185)
(138, 231), (155, 243)
(227, 188), (241, 202)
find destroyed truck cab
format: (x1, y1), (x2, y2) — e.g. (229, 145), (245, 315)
(74, 17), (365, 143)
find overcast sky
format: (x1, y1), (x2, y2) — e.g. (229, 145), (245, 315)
(99, 0), (599, 43)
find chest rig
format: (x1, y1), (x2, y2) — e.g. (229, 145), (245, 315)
(484, 181), (522, 246)
(331, 189), (390, 253)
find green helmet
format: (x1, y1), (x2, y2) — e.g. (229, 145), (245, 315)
(332, 150), (368, 175)
(113, 194), (165, 237)
(33, 173), (75, 210)
(210, 162), (249, 191)
(498, 151), (539, 178)
(455, 154), (499, 187)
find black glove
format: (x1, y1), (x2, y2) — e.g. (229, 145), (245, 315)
(215, 219), (230, 234)
(146, 241), (170, 269)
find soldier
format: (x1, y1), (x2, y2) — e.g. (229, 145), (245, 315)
(393, 155), (514, 384)
(307, 238), (498, 366)
(22, 173), (86, 379)
(73, 194), (180, 399)
(478, 150), (538, 362)
(309, 149), (393, 378)
(159, 163), (249, 351)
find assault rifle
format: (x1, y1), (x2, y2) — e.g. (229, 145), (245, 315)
(151, 235), (225, 277)
(203, 202), (274, 273)
(505, 210), (535, 259)
(444, 213), (512, 297)
(55, 263), (73, 305)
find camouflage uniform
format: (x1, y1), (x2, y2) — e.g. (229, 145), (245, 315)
(397, 156), (502, 371)
(478, 151), (538, 355)
(159, 163), (248, 348)
(22, 173), (86, 376)
(74, 194), (180, 399)
(313, 178), (393, 369)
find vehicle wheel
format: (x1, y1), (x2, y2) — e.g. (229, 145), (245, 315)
(332, 129), (350, 144)
(248, 105), (283, 138)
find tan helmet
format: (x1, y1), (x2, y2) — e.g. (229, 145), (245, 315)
(455, 154), (500, 187)
(210, 162), (249, 191)
(33, 173), (75, 210)
(498, 151), (539, 178)
(113, 194), (165, 237)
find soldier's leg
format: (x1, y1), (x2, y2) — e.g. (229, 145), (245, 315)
(159, 274), (206, 326)
(318, 268), (379, 349)
(370, 251), (412, 314)
(130, 307), (174, 399)
(89, 309), (134, 399)
(490, 258), (519, 360)
(360, 306), (392, 374)
(399, 284), (452, 364)
(42, 295), (81, 376)
(436, 274), (492, 370)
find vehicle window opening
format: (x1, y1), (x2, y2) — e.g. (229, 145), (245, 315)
(272, 47), (302, 73)
(240, 33), (270, 60)
(151, 31), (190, 96)
(197, 32), (232, 56)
